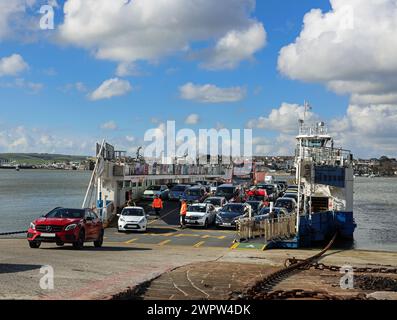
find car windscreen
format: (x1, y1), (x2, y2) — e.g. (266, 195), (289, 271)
(276, 200), (294, 209)
(45, 208), (85, 219)
(216, 187), (234, 196)
(122, 209), (144, 216)
(221, 205), (244, 213)
(258, 185), (275, 193)
(259, 208), (281, 215)
(147, 186), (161, 191)
(205, 198), (222, 206)
(172, 185), (187, 192)
(186, 189), (201, 196)
(188, 206), (206, 212)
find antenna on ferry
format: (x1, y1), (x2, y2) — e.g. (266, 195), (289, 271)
(303, 100), (311, 123)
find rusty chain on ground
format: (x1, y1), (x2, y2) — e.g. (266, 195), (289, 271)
(235, 232), (351, 300)
(285, 258), (397, 274)
(252, 289), (375, 300)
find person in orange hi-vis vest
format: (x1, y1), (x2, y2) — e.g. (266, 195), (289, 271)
(152, 195), (163, 216)
(180, 200), (188, 228)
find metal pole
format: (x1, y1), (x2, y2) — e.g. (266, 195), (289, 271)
(82, 139), (105, 208)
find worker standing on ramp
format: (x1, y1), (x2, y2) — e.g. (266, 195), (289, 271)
(152, 195), (163, 216)
(180, 200), (188, 229)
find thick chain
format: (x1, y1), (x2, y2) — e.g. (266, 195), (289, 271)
(252, 289), (374, 300)
(285, 258), (397, 274)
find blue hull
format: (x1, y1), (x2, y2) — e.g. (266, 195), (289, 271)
(266, 211), (356, 249)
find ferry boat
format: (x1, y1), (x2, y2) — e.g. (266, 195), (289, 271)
(267, 117), (357, 248)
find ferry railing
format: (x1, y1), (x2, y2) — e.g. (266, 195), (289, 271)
(115, 163), (229, 177)
(237, 214), (297, 242)
(96, 201), (115, 227)
(297, 147), (352, 167)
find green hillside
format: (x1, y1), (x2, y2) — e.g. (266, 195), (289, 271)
(0, 153), (89, 165)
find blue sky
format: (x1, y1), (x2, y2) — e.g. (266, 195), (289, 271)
(1, 0), (396, 158)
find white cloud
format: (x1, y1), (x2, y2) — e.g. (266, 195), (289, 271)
(0, 0), (43, 42)
(89, 78), (132, 101)
(115, 62), (145, 77)
(125, 135), (135, 142)
(0, 54), (28, 76)
(185, 114), (200, 125)
(61, 82), (88, 93)
(179, 83), (246, 103)
(0, 78), (43, 93)
(200, 22), (266, 70)
(330, 104), (397, 157)
(58, 0), (265, 70)
(278, 0), (397, 104)
(247, 103), (318, 133)
(0, 126), (94, 155)
(100, 121), (118, 131)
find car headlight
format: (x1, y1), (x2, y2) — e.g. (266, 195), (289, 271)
(65, 224), (78, 231)
(119, 217), (125, 222)
(216, 215), (222, 222)
(139, 217), (145, 223)
(30, 222), (36, 230)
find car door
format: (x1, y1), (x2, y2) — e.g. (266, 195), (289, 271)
(90, 210), (102, 239)
(208, 204), (216, 224)
(84, 209), (94, 240)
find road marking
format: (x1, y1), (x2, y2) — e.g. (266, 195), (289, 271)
(148, 207), (179, 225)
(146, 233), (175, 237)
(125, 238), (138, 244)
(174, 234), (201, 238)
(193, 241), (206, 248)
(158, 240), (171, 246)
(230, 243), (239, 249)
(201, 235), (226, 240)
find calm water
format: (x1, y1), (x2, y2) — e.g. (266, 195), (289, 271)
(0, 170), (396, 251)
(0, 170), (91, 233)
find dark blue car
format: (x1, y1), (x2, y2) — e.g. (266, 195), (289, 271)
(168, 184), (190, 201)
(181, 186), (207, 203)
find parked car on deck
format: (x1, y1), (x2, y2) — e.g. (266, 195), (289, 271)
(245, 200), (265, 216)
(204, 196), (228, 212)
(182, 186), (208, 203)
(185, 203), (217, 228)
(216, 203), (251, 228)
(117, 207), (148, 233)
(142, 185), (169, 201)
(275, 198), (297, 214)
(256, 184), (278, 201)
(169, 184), (190, 201)
(27, 207), (104, 249)
(215, 184), (243, 202)
(255, 207), (289, 222)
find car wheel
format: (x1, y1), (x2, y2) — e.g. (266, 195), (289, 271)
(73, 230), (85, 250)
(56, 242), (64, 247)
(29, 241), (41, 249)
(204, 219), (209, 229)
(94, 230), (104, 248)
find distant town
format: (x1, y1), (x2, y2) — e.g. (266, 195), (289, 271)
(1, 153), (396, 177)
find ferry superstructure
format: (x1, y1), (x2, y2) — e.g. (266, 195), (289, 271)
(293, 118), (357, 246)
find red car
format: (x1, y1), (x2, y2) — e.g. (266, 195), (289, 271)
(27, 207), (104, 249)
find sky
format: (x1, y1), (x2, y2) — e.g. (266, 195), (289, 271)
(0, 0), (397, 159)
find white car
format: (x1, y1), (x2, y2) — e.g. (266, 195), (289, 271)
(117, 207), (148, 232)
(142, 185), (169, 201)
(185, 203), (217, 228)
(204, 197), (228, 212)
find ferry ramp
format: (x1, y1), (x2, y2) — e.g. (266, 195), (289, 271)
(106, 200), (237, 249)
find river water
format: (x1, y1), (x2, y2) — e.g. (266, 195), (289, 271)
(0, 170), (396, 251)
